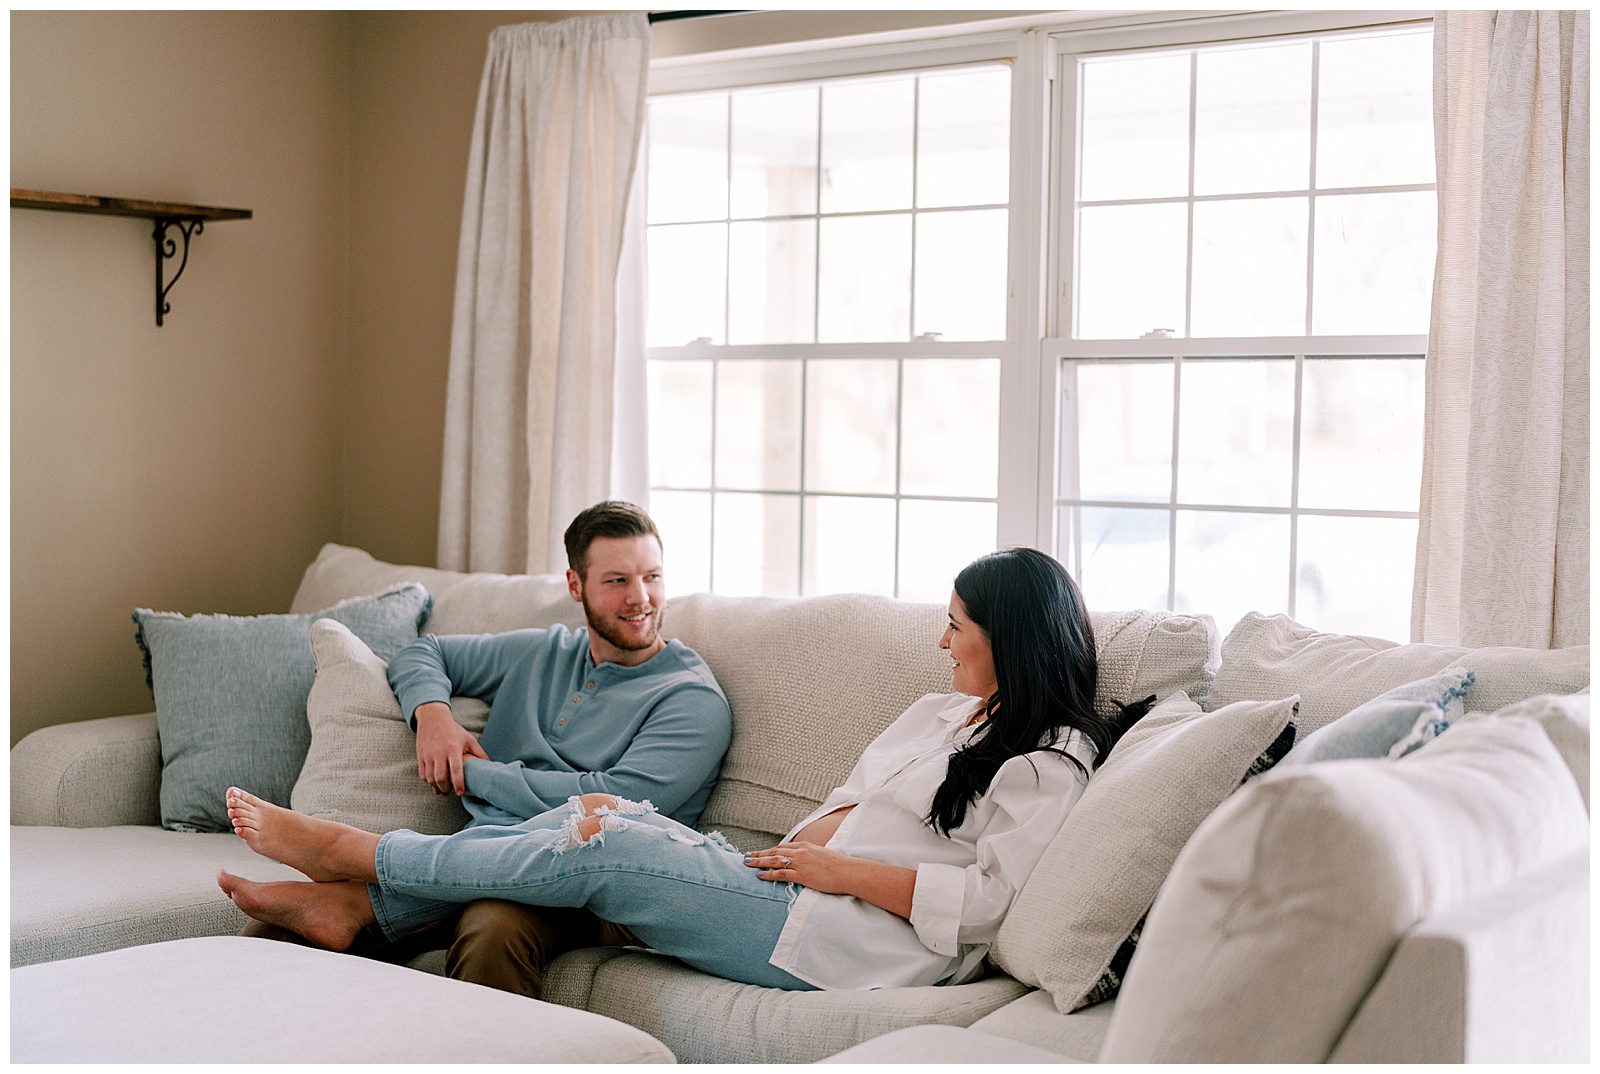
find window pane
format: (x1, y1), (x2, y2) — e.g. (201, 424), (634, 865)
(1060, 505), (1171, 611)
(713, 492), (800, 597)
(1174, 510), (1290, 628)
(650, 490), (712, 595)
(715, 359), (802, 492)
(1296, 515), (1417, 642)
(1194, 41), (1312, 195)
(901, 358), (999, 498)
(1077, 202), (1187, 339)
(648, 360), (712, 487)
(914, 209), (1008, 342)
(1299, 358), (1424, 511)
(1311, 191), (1436, 335)
(805, 359), (898, 494)
(1080, 52), (1191, 202)
(817, 214), (911, 342)
(648, 95), (728, 224)
(647, 223), (726, 346)
(804, 495), (896, 596)
(917, 66), (1011, 208)
(731, 85), (818, 218)
(1317, 30), (1435, 189)
(898, 499), (997, 603)
(821, 76), (914, 213)
(1068, 361), (1174, 503)
(1177, 359), (1294, 507)
(1191, 198), (1308, 336)
(728, 220), (816, 345)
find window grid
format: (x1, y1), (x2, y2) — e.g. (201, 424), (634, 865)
(1056, 348), (1426, 621)
(1055, 24), (1434, 635)
(647, 63), (1010, 598)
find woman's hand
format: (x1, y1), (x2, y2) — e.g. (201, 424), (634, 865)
(744, 843), (860, 895)
(745, 844), (917, 919)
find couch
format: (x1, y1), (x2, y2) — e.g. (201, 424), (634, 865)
(11, 543), (1591, 1063)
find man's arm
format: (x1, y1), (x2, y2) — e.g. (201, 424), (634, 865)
(387, 633), (529, 797)
(462, 685), (733, 821)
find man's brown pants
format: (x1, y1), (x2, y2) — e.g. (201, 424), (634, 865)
(240, 900), (638, 1000)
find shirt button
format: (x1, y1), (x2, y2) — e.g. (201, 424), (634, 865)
(558, 717), (566, 725)
(573, 695), (582, 703)
(586, 682), (596, 690)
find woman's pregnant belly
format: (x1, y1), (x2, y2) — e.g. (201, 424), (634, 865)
(791, 804), (854, 846)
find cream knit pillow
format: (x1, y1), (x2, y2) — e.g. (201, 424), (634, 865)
(990, 691), (1300, 1012)
(290, 618), (488, 835)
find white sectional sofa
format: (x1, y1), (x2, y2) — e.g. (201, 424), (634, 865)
(11, 543), (1591, 1063)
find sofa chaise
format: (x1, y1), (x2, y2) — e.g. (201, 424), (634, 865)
(11, 543), (1590, 1062)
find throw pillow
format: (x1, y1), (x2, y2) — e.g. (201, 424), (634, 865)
(989, 691), (1301, 1014)
(1279, 666), (1474, 766)
(1100, 715), (1589, 1063)
(134, 583), (432, 832)
(1073, 714), (1298, 1010)
(1209, 611), (1590, 733)
(1458, 690), (1590, 813)
(292, 618), (489, 834)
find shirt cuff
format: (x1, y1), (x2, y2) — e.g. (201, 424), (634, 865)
(910, 861), (967, 956)
(402, 689), (455, 730)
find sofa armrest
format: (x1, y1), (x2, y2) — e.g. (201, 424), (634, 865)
(1329, 851), (1590, 1063)
(11, 713), (162, 827)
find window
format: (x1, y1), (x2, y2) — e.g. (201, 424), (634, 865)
(1054, 23), (1435, 641)
(644, 13), (1435, 640)
(645, 61), (1013, 601)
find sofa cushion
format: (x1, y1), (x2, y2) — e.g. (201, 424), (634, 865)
(1099, 714), (1589, 1063)
(290, 542), (584, 635)
(666, 593), (1220, 846)
(990, 692), (1299, 1013)
(1209, 612), (1589, 732)
(1457, 691), (1590, 813)
(9, 826), (301, 967)
(542, 946), (1028, 1063)
(817, 1024), (1077, 1064)
(135, 584), (434, 832)
(1279, 666), (1475, 766)
(291, 618), (490, 835)
(969, 989), (1115, 1062)
(11, 936), (674, 1063)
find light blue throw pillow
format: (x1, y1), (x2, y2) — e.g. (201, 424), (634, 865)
(134, 583), (433, 832)
(1278, 666), (1475, 767)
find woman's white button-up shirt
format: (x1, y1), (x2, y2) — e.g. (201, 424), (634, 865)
(765, 692), (1095, 990)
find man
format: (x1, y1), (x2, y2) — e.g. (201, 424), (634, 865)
(246, 501), (733, 999)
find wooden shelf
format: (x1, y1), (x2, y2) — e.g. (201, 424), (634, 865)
(11, 189), (251, 222)
(11, 188), (253, 326)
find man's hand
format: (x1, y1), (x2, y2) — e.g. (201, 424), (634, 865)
(414, 701), (490, 796)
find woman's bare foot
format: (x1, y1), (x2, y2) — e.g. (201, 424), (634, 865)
(225, 787), (380, 882)
(218, 871), (376, 951)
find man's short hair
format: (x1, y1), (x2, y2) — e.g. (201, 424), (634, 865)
(564, 501), (662, 578)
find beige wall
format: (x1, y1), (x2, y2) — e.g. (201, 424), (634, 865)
(10, 10), (352, 742)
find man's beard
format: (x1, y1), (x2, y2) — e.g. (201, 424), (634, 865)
(582, 592), (663, 652)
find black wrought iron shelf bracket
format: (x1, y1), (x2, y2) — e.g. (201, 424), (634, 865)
(10, 189), (253, 327)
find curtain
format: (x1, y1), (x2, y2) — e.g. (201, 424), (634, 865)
(1412, 10), (1589, 649)
(438, 14), (651, 574)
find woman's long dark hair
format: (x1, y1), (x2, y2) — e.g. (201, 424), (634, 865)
(927, 547), (1155, 835)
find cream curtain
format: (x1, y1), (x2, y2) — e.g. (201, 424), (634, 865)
(438, 14), (651, 574)
(1412, 10), (1589, 649)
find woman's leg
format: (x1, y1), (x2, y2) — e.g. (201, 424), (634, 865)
(374, 797), (814, 989)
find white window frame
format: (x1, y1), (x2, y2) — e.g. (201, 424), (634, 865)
(644, 9), (1435, 599)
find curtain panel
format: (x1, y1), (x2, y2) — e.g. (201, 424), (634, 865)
(1413, 10), (1589, 649)
(438, 14), (651, 575)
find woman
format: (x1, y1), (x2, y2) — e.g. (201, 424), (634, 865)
(219, 548), (1152, 991)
